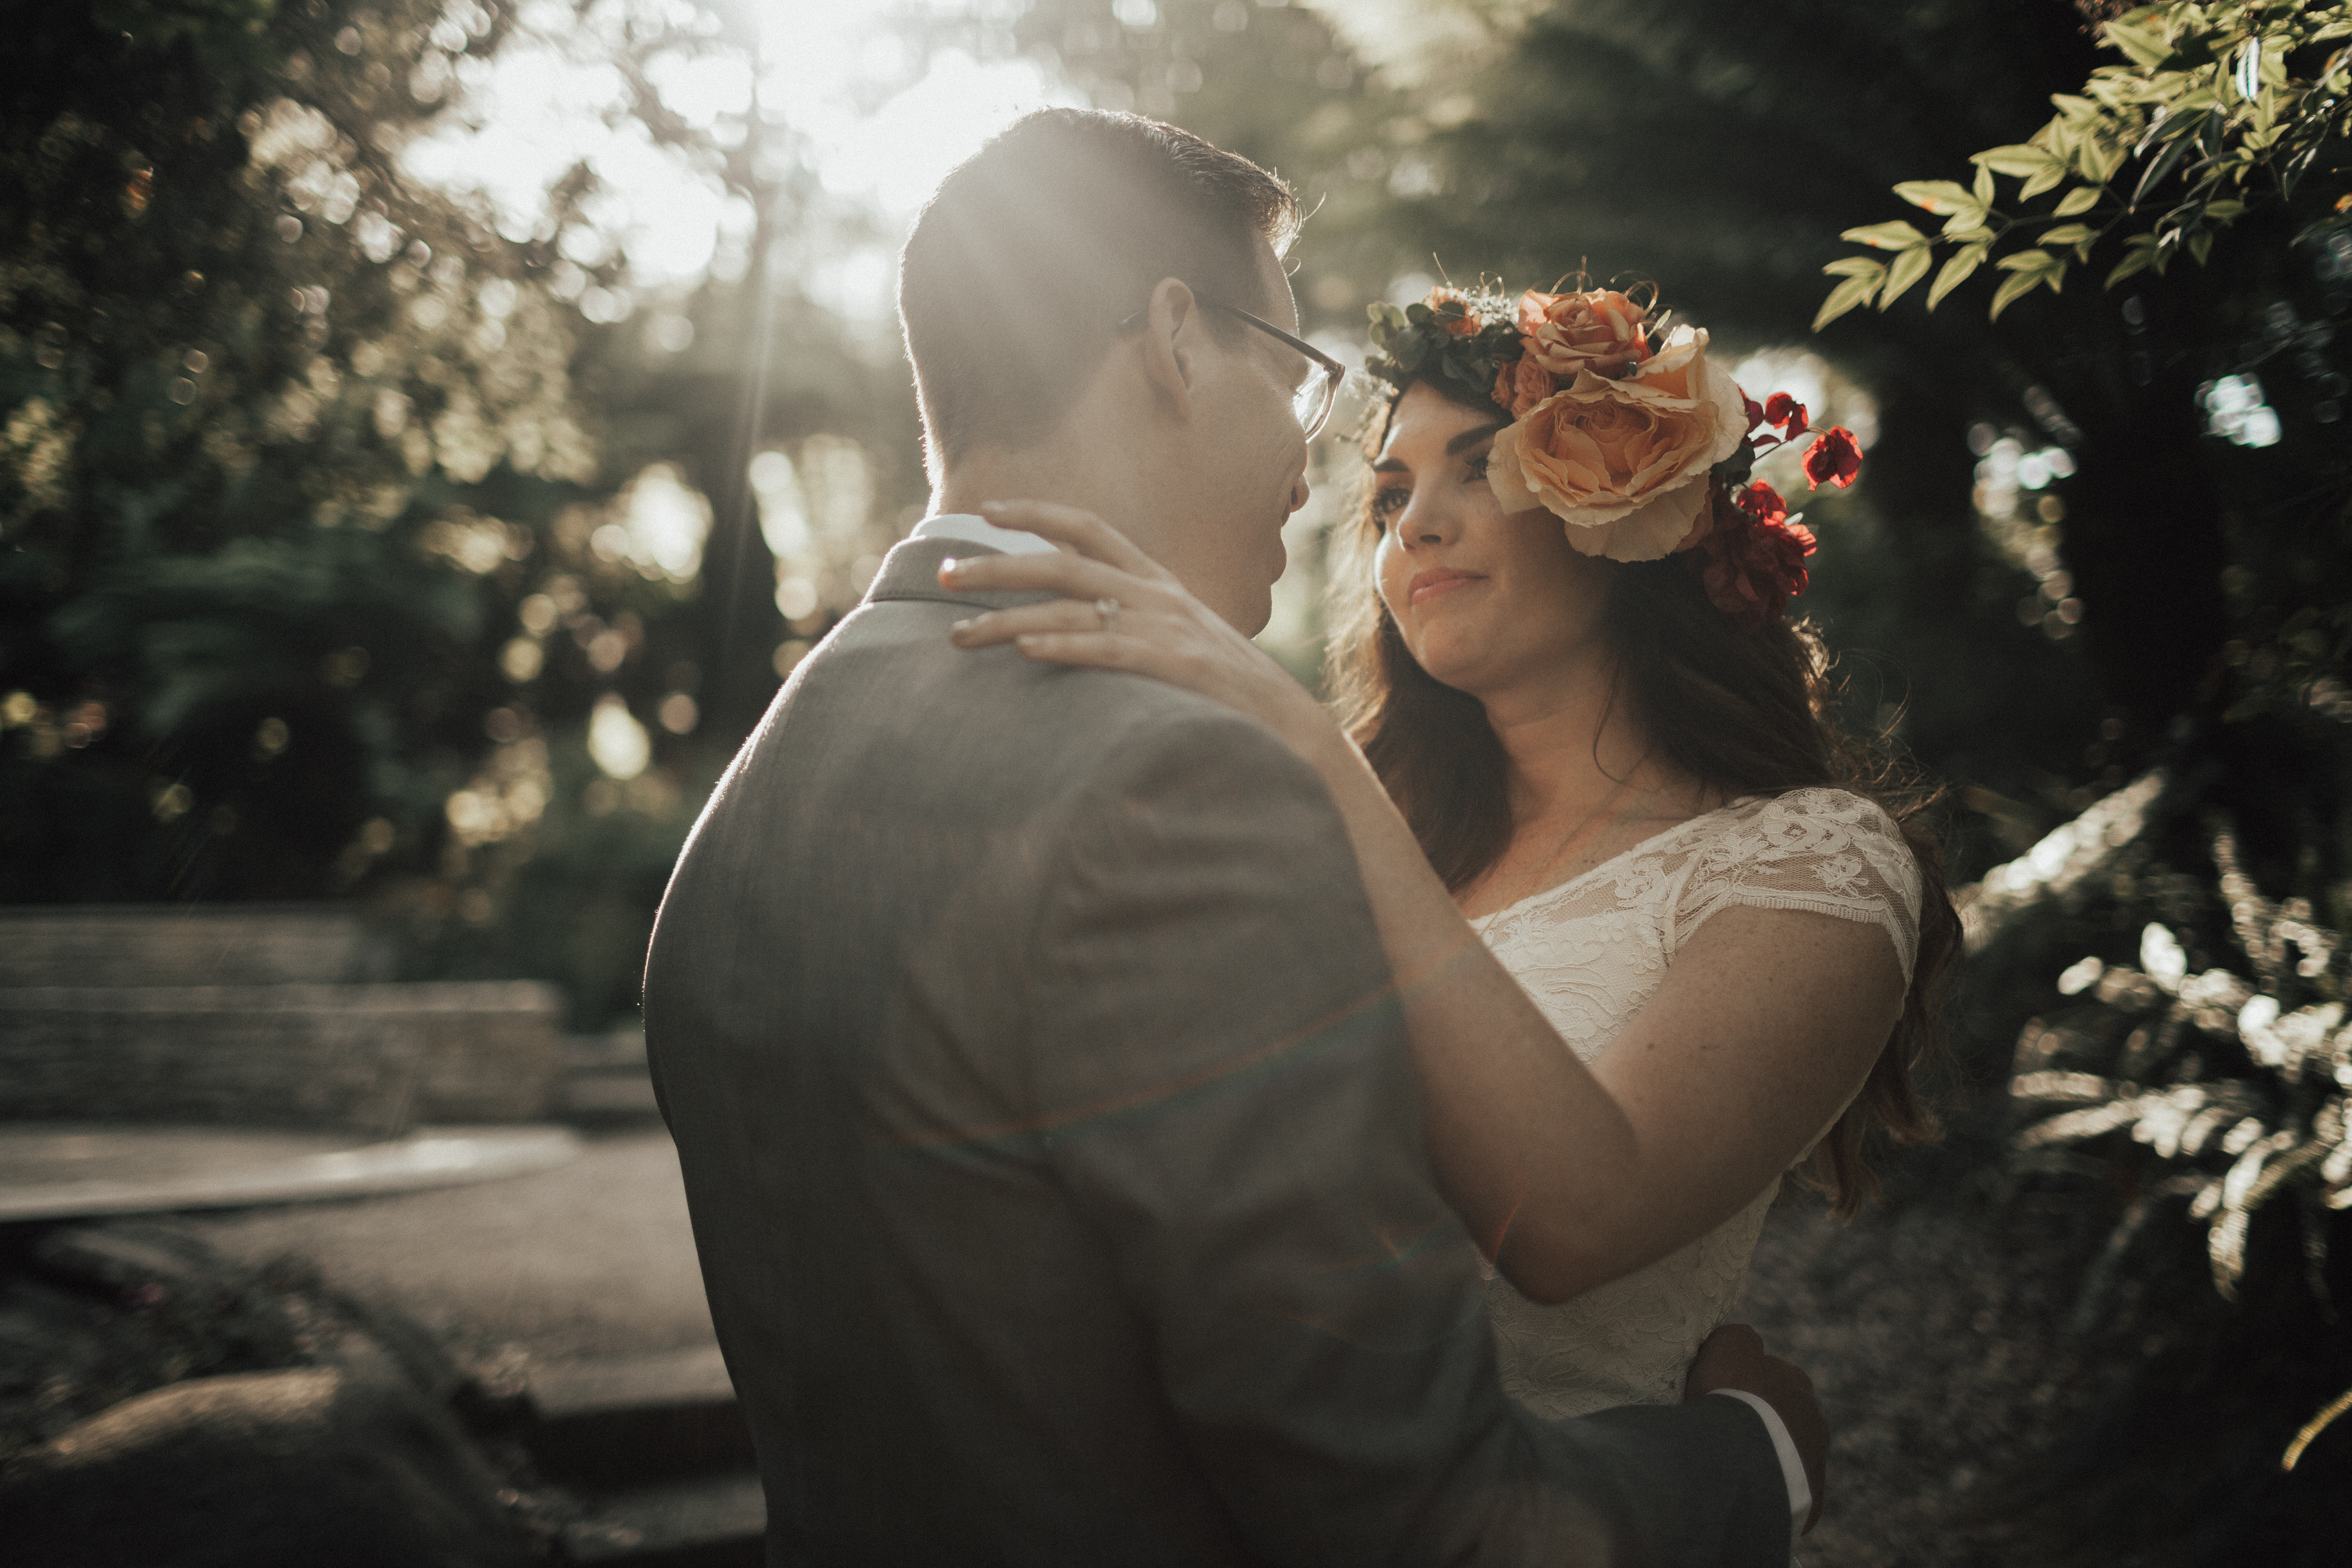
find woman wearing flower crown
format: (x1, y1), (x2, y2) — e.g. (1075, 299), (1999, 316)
(942, 277), (1960, 1475)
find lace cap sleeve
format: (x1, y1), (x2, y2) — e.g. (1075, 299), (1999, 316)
(1674, 788), (1924, 986)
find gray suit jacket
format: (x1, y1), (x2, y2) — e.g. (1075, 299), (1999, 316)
(643, 535), (1790, 1566)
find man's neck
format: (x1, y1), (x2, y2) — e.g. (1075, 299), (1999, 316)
(929, 435), (1243, 629)
(934, 441), (1132, 535)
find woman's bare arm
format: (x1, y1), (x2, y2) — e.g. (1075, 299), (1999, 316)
(942, 501), (1905, 1302)
(1272, 719), (1903, 1300)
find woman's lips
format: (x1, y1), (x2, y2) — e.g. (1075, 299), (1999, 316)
(1408, 569), (1485, 606)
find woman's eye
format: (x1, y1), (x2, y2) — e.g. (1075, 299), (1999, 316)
(1370, 485), (1408, 523)
(1464, 452), (1491, 484)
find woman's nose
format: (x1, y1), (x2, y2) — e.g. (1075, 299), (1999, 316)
(1400, 497), (1452, 547)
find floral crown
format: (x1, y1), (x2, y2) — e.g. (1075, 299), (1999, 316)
(1365, 280), (1862, 629)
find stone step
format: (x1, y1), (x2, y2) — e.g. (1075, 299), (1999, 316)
(0, 904), (383, 988)
(0, 981), (565, 1133)
(559, 1072), (663, 1119)
(522, 1346), (753, 1492)
(0, 1122), (584, 1223)
(527, 1348), (765, 1567)
(563, 1030), (648, 1077)
(560, 1031), (661, 1122)
(561, 1471), (766, 1568)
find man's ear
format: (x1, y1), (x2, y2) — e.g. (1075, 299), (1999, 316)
(1137, 275), (1199, 423)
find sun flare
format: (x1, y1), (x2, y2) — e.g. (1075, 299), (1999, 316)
(400, 0), (1082, 307)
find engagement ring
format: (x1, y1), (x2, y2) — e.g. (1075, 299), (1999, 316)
(1095, 597), (1120, 635)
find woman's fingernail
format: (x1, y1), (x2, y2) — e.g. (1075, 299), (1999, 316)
(949, 618), (973, 631)
(938, 557), (960, 578)
(979, 500), (1004, 513)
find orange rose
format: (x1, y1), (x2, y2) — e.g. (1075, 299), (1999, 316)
(1514, 287), (1651, 378)
(1428, 287), (1482, 337)
(1491, 355), (1555, 418)
(1486, 325), (1749, 560)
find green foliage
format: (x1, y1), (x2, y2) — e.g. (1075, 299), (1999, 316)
(2010, 839), (2349, 1310)
(0, 0), (933, 1021)
(1784, 0), (2352, 1497)
(0, 0), (631, 907)
(1981, 714), (2352, 1474)
(91, 0), (287, 74)
(1363, 286), (1523, 406)
(1820, 1), (2352, 328)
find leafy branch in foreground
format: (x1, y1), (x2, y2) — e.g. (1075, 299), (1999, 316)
(2006, 806), (2352, 1463)
(1818, 0), (2352, 328)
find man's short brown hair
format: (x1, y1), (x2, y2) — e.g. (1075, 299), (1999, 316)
(898, 109), (1300, 465)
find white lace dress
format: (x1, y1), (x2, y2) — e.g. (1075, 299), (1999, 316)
(1471, 787), (1924, 1418)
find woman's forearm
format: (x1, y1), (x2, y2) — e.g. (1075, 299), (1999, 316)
(1289, 721), (1640, 1299)
(923, 509), (1858, 1303)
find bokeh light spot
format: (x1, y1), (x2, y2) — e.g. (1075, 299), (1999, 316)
(588, 694), (651, 780)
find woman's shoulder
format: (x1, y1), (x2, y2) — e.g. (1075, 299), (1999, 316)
(1708, 786), (1907, 846)
(1674, 786), (1927, 975)
(1687, 787), (1922, 905)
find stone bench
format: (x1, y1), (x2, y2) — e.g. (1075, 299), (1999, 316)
(0, 904), (384, 989)
(0, 982), (565, 1135)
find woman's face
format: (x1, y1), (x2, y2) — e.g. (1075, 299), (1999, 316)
(1370, 382), (1617, 701)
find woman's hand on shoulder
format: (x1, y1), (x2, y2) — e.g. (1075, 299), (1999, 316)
(941, 500), (1336, 755)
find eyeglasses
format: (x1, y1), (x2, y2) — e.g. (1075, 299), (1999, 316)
(1117, 298), (1349, 439)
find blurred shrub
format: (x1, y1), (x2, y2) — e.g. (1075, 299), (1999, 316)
(0, 1), (918, 1025)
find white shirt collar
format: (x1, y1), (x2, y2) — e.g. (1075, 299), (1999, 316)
(908, 512), (1058, 556)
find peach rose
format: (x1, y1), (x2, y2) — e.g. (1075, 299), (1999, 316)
(1486, 325), (1749, 561)
(1514, 287), (1651, 378)
(1491, 355), (1555, 418)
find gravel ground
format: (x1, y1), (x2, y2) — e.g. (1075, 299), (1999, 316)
(1736, 1113), (2352, 1568)
(1738, 1135), (2113, 1567)
(181, 1127), (713, 1368)
(176, 1114), (2122, 1560)
(164, 1117), (2204, 1561)
(144, 1106), (2349, 1564)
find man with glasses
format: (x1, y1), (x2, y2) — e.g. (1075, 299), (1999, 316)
(1119, 298), (1349, 441)
(645, 107), (1816, 1567)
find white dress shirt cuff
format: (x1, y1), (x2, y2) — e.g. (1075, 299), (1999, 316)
(1706, 1389), (1810, 1529)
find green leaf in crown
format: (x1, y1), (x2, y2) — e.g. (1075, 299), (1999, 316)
(1364, 284), (1525, 412)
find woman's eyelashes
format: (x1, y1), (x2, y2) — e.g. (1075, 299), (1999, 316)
(1372, 452), (1489, 529)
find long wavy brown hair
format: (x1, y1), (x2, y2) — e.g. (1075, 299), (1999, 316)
(1328, 381), (1963, 1217)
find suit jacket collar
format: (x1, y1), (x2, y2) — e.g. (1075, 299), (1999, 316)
(864, 534), (1058, 614)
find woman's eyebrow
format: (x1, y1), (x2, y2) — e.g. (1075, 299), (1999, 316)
(1374, 423), (1507, 474)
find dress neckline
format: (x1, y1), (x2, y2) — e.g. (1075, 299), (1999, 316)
(1465, 794), (1760, 928)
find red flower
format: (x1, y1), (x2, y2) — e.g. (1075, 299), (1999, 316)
(1764, 392), (1809, 434)
(1732, 480), (1788, 526)
(1688, 487), (1817, 629)
(1741, 389), (1766, 434)
(1428, 288), (1482, 338)
(1801, 426), (1863, 489)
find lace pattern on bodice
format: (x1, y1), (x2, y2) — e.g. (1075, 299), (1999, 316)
(1473, 788), (1923, 1418)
